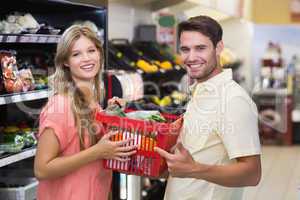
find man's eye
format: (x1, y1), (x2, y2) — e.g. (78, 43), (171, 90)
(196, 46), (205, 51)
(180, 48), (189, 53)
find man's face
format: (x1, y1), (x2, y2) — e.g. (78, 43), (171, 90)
(179, 31), (223, 82)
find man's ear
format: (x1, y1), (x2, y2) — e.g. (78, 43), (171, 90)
(216, 40), (224, 56)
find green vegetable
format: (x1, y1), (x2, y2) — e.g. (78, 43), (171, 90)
(125, 110), (166, 122)
(105, 104), (126, 117)
(149, 114), (166, 122)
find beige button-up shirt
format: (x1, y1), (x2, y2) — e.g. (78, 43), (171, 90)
(164, 69), (261, 200)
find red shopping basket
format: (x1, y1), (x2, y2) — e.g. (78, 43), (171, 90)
(95, 111), (181, 177)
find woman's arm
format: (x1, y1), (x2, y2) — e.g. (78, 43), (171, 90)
(34, 128), (137, 180)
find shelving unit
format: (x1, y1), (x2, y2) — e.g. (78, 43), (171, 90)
(0, 89), (50, 105)
(0, 147), (36, 168)
(0, 34), (60, 44)
(0, 2), (108, 199)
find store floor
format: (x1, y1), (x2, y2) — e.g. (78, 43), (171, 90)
(243, 145), (300, 200)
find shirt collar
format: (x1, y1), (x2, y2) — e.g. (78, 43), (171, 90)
(189, 69), (233, 96)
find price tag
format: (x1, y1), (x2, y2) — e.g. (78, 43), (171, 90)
(0, 98), (5, 105)
(47, 36), (57, 43)
(28, 36), (38, 43)
(37, 36), (47, 43)
(6, 35), (17, 43)
(11, 94), (21, 103)
(19, 36), (29, 43)
(55, 36), (61, 43)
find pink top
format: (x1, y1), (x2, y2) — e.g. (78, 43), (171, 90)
(37, 94), (112, 200)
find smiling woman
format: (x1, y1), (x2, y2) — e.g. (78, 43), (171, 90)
(65, 36), (101, 83)
(34, 25), (137, 200)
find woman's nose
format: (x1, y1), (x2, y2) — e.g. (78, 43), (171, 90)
(82, 52), (91, 61)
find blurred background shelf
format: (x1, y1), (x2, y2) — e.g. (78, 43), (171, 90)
(0, 34), (60, 44)
(0, 89), (50, 105)
(0, 147), (36, 168)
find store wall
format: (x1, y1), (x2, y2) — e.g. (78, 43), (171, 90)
(252, 0), (292, 24)
(220, 17), (254, 91)
(252, 25), (300, 79)
(108, 1), (153, 41)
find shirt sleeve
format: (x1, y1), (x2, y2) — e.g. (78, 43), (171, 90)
(218, 95), (261, 160)
(38, 95), (76, 152)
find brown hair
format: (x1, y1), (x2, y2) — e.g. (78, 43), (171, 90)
(178, 15), (223, 47)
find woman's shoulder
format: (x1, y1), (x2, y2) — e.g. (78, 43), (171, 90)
(48, 93), (69, 102)
(42, 93), (72, 115)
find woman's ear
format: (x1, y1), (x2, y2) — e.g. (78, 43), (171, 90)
(216, 40), (224, 56)
(64, 62), (70, 68)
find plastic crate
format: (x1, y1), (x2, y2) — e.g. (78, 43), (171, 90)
(0, 177), (38, 200)
(95, 111), (181, 177)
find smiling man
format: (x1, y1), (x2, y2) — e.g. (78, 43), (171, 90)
(155, 15), (261, 200)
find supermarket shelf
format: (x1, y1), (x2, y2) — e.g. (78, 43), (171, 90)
(0, 147), (36, 168)
(0, 34), (60, 43)
(292, 109), (300, 122)
(252, 88), (290, 96)
(0, 89), (50, 105)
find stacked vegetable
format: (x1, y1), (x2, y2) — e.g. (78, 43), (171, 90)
(0, 125), (37, 154)
(105, 103), (166, 122)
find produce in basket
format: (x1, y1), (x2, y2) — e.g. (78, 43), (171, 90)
(105, 105), (166, 123)
(125, 110), (166, 122)
(95, 111), (181, 177)
(105, 101), (126, 117)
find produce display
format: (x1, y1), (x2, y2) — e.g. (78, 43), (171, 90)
(0, 50), (49, 94)
(133, 41), (175, 71)
(110, 39), (159, 73)
(0, 51), (26, 93)
(0, 123), (37, 154)
(0, 12), (60, 35)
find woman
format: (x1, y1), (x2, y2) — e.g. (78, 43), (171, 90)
(34, 24), (136, 200)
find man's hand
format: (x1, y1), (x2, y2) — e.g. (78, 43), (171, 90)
(155, 142), (261, 187)
(154, 142), (196, 178)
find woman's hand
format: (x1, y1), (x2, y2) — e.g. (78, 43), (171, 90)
(107, 96), (126, 109)
(94, 131), (137, 161)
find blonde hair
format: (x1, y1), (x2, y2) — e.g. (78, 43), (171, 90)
(50, 24), (104, 149)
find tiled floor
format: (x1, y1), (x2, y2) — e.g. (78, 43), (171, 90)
(243, 145), (300, 200)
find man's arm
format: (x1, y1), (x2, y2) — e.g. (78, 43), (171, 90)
(189, 155), (261, 187)
(155, 143), (261, 187)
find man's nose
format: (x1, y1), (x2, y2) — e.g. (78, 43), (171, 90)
(186, 50), (197, 62)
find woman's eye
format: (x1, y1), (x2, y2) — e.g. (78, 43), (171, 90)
(88, 49), (96, 53)
(72, 52), (80, 57)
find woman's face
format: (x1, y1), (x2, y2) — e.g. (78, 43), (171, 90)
(65, 35), (101, 83)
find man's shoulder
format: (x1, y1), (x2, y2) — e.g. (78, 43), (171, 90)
(225, 80), (252, 99)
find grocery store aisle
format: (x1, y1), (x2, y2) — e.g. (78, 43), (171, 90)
(243, 145), (300, 200)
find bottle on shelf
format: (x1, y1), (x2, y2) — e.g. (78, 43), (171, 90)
(286, 55), (297, 95)
(260, 41), (284, 89)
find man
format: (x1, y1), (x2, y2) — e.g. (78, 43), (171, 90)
(155, 15), (261, 200)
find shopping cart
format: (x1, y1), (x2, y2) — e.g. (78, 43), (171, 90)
(95, 111), (181, 177)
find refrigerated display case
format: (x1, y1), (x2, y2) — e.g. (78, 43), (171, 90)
(0, 1), (107, 199)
